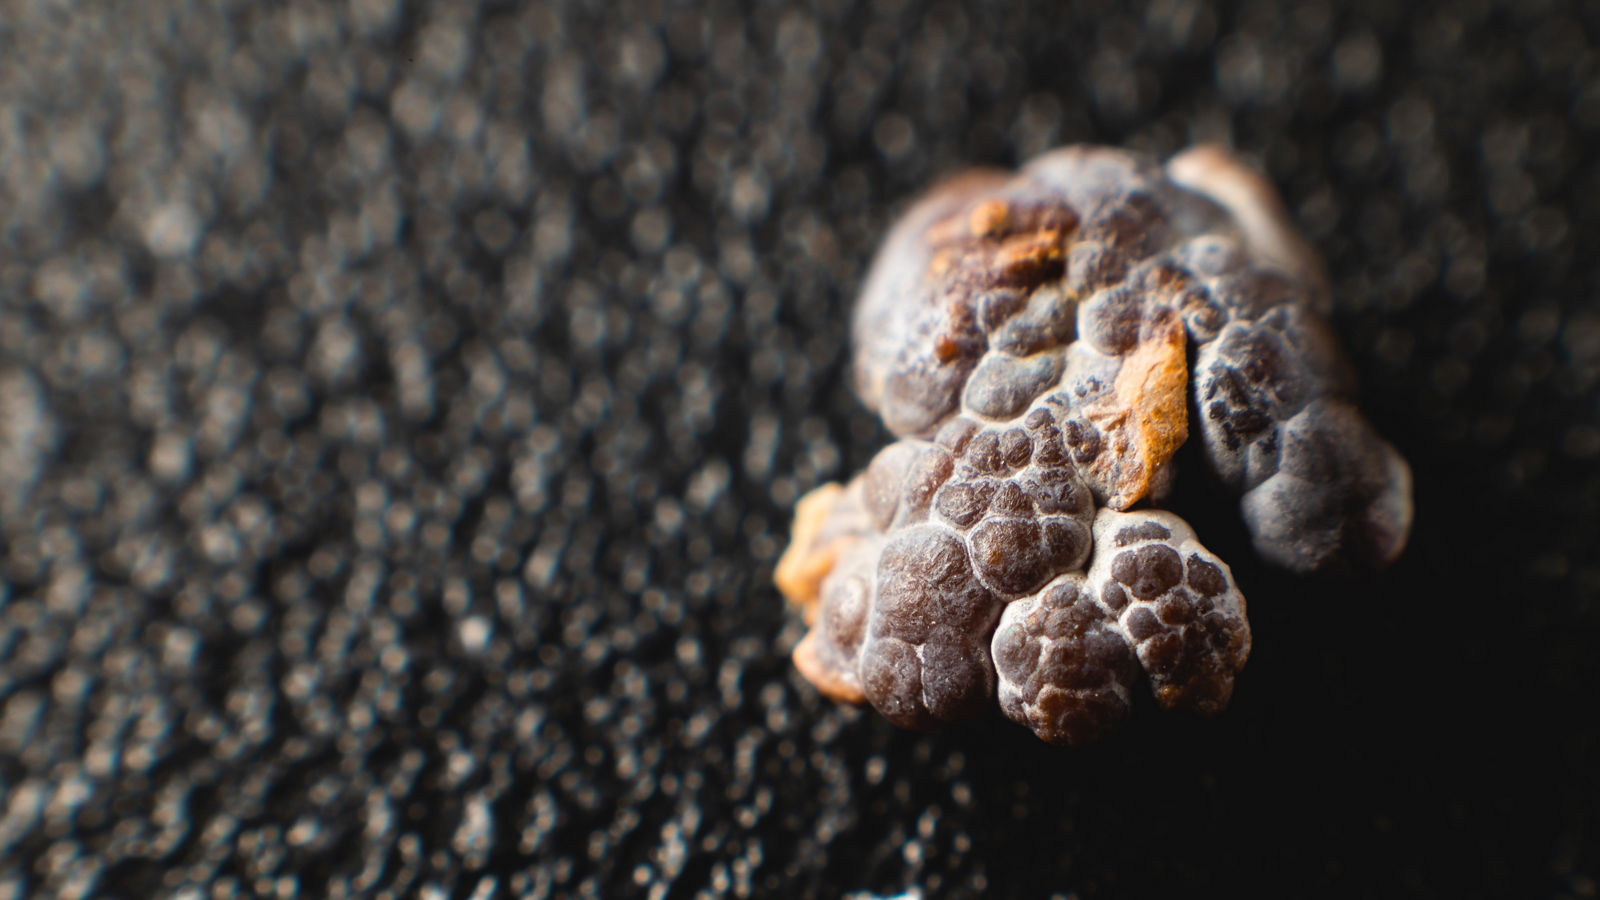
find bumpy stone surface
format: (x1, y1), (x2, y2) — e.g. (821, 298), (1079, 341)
(991, 510), (1249, 745)
(779, 144), (1412, 742)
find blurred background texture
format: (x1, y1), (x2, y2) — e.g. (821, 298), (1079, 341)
(0, 0), (1597, 897)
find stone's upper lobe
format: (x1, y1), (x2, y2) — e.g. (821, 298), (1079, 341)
(778, 145), (1413, 744)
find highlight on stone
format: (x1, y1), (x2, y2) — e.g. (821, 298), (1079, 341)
(776, 145), (1412, 745)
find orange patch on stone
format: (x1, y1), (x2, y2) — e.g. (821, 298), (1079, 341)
(1085, 316), (1189, 508)
(995, 229), (1064, 283)
(774, 483), (849, 621)
(968, 199), (1011, 237)
(792, 629), (867, 705)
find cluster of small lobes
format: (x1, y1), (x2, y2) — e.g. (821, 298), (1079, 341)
(776, 146), (1413, 745)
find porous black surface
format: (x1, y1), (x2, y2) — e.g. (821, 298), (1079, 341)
(1, 1), (1596, 897)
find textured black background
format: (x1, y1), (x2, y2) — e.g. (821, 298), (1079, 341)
(1, 0), (1597, 897)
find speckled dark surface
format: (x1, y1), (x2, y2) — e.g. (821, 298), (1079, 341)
(1, 1), (1596, 897)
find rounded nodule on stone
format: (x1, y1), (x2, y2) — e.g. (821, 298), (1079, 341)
(934, 479), (995, 528)
(962, 351), (1064, 420)
(1111, 544), (1184, 600)
(971, 517), (1049, 596)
